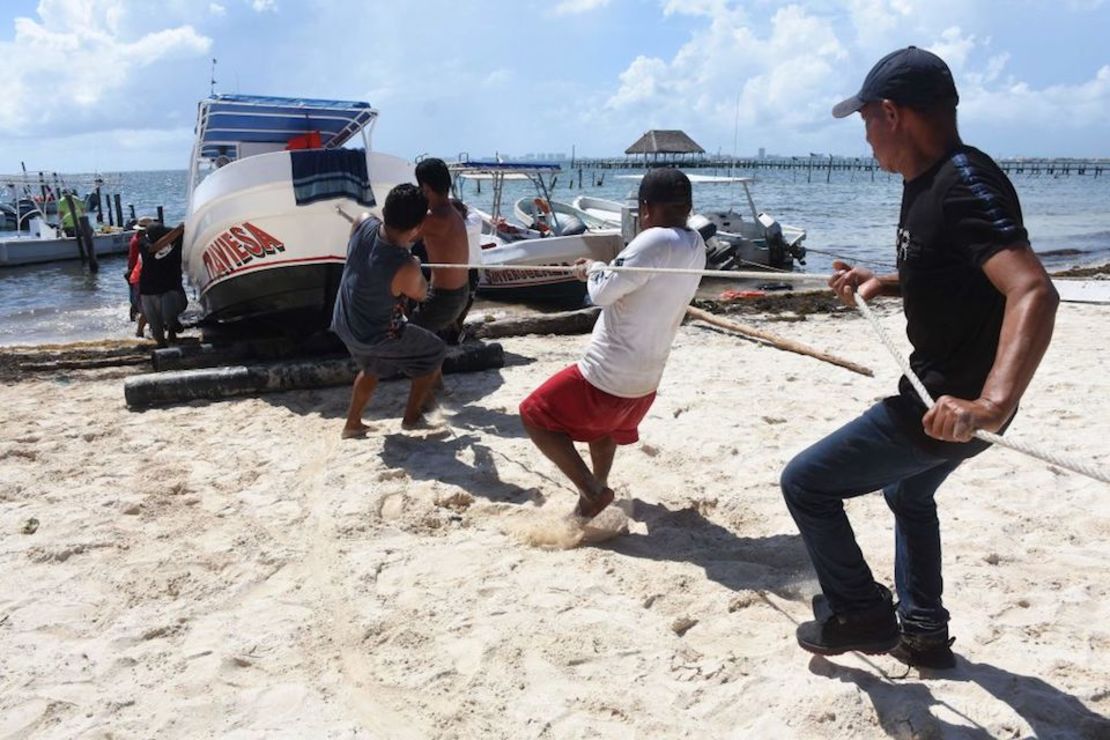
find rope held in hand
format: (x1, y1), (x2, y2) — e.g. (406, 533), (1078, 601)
(853, 292), (1109, 485)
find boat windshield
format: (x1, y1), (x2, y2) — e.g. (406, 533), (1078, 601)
(448, 161), (561, 223)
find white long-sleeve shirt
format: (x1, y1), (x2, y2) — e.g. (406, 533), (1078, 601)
(578, 226), (706, 397)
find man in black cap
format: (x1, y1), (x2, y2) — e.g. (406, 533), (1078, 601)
(781, 46), (1059, 667)
(519, 169), (706, 520)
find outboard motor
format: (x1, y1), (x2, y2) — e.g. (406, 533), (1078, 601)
(687, 213), (718, 243)
(757, 212), (787, 268)
(554, 215), (588, 237)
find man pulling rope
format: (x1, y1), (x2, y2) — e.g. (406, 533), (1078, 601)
(518, 169), (706, 521)
(780, 46), (1061, 670)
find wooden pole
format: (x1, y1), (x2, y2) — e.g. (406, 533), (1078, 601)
(125, 341), (505, 408)
(62, 193), (86, 264)
(685, 305), (872, 377)
(157, 205), (165, 224)
(471, 307), (600, 339)
(114, 194), (124, 227)
(79, 215), (99, 273)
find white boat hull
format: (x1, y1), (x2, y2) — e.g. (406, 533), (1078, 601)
(513, 197), (620, 234)
(183, 150), (412, 325)
(475, 231), (624, 303)
(571, 195), (625, 229)
(0, 230), (132, 267)
(1053, 278), (1110, 304)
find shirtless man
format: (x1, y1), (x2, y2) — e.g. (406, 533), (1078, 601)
(411, 158), (470, 334)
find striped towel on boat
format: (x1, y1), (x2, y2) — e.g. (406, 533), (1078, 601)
(290, 149), (376, 208)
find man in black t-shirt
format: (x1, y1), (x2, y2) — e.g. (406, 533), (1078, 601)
(139, 222), (187, 347)
(781, 47), (1059, 668)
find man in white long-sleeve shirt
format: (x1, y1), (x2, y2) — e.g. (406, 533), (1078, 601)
(519, 169), (706, 519)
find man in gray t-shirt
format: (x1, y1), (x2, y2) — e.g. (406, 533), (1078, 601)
(332, 184), (446, 438)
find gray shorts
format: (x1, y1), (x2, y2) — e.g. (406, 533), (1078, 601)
(349, 323), (446, 378)
(410, 285), (470, 332)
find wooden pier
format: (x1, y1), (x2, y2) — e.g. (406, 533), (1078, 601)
(568, 155), (1108, 179)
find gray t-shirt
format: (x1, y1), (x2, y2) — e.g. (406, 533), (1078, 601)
(331, 217), (412, 352)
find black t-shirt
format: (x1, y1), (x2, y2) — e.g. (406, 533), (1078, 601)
(138, 233), (184, 295)
(885, 145), (1028, 459)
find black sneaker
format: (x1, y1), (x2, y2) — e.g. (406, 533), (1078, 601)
(890, 628), (957, 670)
(797, 586), (899, 656)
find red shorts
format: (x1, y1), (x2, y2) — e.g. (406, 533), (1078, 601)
(519, 364), (656, 445)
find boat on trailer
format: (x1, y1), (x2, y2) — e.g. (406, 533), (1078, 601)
(450, 161), (624, 304)
(183, 94), (413, 333)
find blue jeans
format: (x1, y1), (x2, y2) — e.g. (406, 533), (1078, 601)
(781, 401), (962, 634)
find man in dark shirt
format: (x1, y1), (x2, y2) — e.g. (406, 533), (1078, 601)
(139, 222), (187, 347)
(332, 184), (446, 438)
(781, 47), (1059, 668)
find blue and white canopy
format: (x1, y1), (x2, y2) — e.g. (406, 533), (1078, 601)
(195, 94), (378, 161)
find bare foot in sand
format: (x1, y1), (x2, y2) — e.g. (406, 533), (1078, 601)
(400, 417), (450, 439)
(573, 486), (615, 520)
(341, 423), (373, 439)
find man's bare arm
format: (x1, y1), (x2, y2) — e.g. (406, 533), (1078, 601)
(349, 212), (371, 237)
(391, 259), (429, 302)
(153, 223), (185, 251)
(923, 244), (1059, 441)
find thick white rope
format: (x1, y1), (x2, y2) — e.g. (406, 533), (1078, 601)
(420, 247), (1108, 484)
(421, 261), (829, 283)
(853, 293), (1109, 485)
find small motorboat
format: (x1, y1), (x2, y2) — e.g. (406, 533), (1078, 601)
(1, 173), (130, 267)
(513, 196), (618, 236)
(570, 194), (631, 229)
(581, 174), (807, 270)
(450, 161), (624, 304)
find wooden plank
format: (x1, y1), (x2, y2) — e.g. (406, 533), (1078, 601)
(685, 305), (872, 377)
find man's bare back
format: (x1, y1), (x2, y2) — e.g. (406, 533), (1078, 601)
(422, 202), (469, 290)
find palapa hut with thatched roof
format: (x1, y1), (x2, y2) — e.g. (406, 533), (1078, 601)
(624, 129), (705, 164)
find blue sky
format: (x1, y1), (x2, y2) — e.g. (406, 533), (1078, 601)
(1, 0), (1108, 171)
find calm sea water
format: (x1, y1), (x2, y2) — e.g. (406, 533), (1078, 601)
(2, 164), (1108, 346)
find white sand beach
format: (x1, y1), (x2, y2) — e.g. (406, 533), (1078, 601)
(1, 298), (1108, 738)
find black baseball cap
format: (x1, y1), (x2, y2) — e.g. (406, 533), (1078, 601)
(832, 46), (959, 118)
(639, 168), (692, 205)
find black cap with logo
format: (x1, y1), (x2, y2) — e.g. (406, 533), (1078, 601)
(832, 46), (959, 119)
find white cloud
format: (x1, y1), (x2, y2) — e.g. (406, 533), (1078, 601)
(0, 1), (211, 136)
(250, 0), (276, 12)
(482, 68), (513, 87)
(209, 3), (226, 15)
(927, 26), (977, 70)
(552, 0), (609, 14)
(604, 4), (846, 133)
(962, 64), (1110, 133)
(594, 2), (1110, 156)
